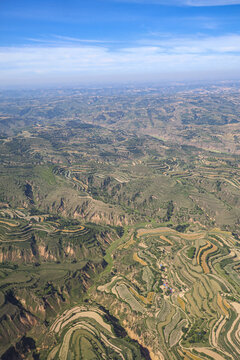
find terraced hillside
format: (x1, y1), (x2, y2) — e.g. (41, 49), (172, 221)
(0, 85), (240, 359)
(0, 210), (123, 358)
(90, 225), (240, 360)
(1, 119), (240, 232)
(48, 306), (147, 360)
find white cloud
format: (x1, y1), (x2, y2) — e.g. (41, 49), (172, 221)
(139, 34), (240, 53)
(52, 35), (118, 44)
(113, 0), (240, 6)
(185, 0), (240, 6)
(0, 34), (240, 85)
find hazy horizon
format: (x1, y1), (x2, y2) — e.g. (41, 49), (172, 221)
(1, 0), (240, 87)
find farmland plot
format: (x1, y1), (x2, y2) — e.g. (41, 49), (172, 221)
(93, 226), (240, 360)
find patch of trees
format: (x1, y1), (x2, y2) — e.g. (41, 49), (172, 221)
(216, 180), (221, 191)
(24, 183), (34, 204)
(183, 319), (208, 344)
(114, 226), (124, 237)
(187, 247), (196, 259)
(232, 232), (240, 241)
(175, 223), (189, 233)
(30, 235), (39, 258)
(29, 208), (43, 215)
(164, 200), (174, 221)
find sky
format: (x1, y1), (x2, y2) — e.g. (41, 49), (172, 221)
(1, 0), (240, 87)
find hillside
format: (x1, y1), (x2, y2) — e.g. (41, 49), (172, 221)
(0, 84), (239, 360)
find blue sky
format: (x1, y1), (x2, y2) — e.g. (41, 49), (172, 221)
(1, 0), (240, 86)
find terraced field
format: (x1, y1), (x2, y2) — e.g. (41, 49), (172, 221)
(0, 209), (109, 266)
(48, 306), (146, 360)
(92, 225), (240, 360)
(0, 209), (120, 357)
(1, 86), (240, 359)
(1, 207), (239, 359)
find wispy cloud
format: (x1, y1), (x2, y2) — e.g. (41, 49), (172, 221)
(53, 35), (117, 43)
(1, 34), (240, 85)
(27, 35), (118, 46)
(112, 0), (240, 6)
(138, 34), (240, 53)
(186, 0), (240, 6)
